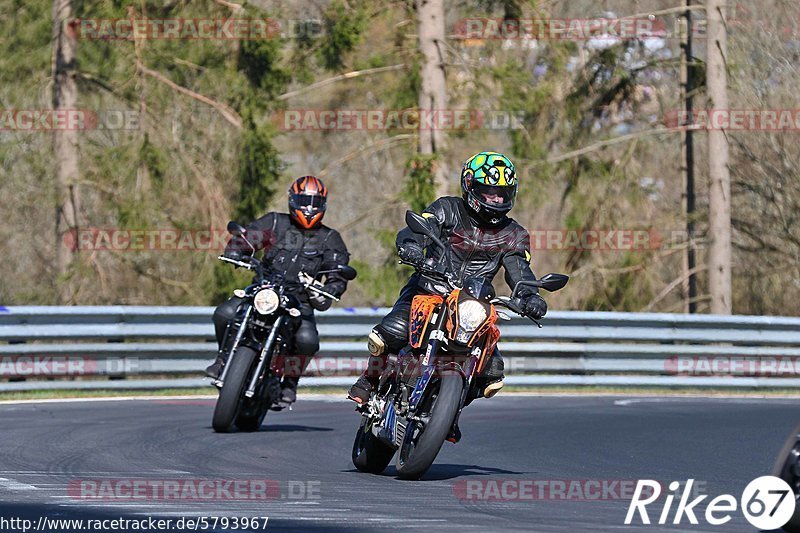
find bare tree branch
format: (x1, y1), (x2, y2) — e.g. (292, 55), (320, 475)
(139, 63), (242, 129)
(277, 64), (406, 101)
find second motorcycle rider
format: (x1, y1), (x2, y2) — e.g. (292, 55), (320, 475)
(207, 176), (351, 404)
(348, 152), (548, 421)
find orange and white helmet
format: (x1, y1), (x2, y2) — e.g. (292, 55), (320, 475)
(288, 176), (327, 229)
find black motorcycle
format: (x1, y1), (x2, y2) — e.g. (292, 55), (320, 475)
(211, 221), (356, 433)
(351, 211), (568, 479)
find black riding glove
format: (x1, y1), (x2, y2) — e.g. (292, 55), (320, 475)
(308, 284), (334, 311)
(398, 242), (425, 266)
(522, 293), (547, 319)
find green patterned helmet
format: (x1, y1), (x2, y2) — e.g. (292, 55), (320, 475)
(460, 151), (517, 224)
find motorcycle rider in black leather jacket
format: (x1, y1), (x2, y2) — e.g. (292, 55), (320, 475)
(348, 152), (547, 412)
(206, 176), (351, 404)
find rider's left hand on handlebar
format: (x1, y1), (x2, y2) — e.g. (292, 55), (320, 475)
(521, 293), (547, 319)
(398, 242), (425, 266)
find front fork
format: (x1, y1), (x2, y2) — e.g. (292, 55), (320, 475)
(245, 315), (283, 398)
(214, 305), (253, 387)
(408, 308), (451, 413)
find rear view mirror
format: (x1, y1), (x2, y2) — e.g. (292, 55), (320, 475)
(405, 210), (434, 238)
(538, 273), (569, 292)
(337, 265), (358, 281)
(226, 221), (247, 237)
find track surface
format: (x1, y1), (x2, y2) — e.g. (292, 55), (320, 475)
(0, 395), (796, 532)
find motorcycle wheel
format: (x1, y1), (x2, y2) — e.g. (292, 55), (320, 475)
(212, 346), (257, 433)
(396, 369), (462, 480)
(772, 424), (800, 532)
(352, 415), (396, 474)
(236, 407), (268, 432)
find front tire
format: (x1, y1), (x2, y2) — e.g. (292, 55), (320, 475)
(396, 370), (463, 480)
(773, 424), (800, 532)
(352, 416), (396, 474)
(236, 408), (268, 432)
(212, 346), (257, 433)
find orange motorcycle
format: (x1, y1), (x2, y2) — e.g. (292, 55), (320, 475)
(352, 211), (569, 480)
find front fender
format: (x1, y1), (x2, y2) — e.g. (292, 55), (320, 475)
(408, 361), (467, 412)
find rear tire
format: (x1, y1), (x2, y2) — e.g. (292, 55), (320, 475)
(352, 416), (396, 474)
(212, 346), (257, 433)
(396, 370), (463, 480)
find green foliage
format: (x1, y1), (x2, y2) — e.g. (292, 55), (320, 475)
(209, 260), (253, 306)
(350, 229), (409, 306)
(238, 39), (291, 100)
(139, 133), (166, 188)
(403, 154), (437, 213)
(391, 60), (420, 111)
(318, 0), (368, 71)
(233, 122), (285, 223)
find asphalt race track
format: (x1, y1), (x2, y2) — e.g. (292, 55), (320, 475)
(0, 394), (796, 532)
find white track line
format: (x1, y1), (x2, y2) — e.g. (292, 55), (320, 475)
(0, 391), (799, 406)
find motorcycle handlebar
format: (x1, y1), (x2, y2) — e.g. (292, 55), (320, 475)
(217, 255), (254, 270)
(491, 296), (543, 327)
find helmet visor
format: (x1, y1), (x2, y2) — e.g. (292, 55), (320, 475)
(473, 183), (516, 210)
(290, 193), (327, 211)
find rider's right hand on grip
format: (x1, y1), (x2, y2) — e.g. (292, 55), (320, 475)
(223, 249), (243, 262)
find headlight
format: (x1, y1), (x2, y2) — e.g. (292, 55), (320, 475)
(253, 288), (279, 315)
(457, 299), (488, 332)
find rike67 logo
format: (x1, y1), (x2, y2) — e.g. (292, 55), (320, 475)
(625, 476), (795, 529)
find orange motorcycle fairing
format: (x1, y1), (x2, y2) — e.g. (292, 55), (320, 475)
(444, 290), (461, 340)
(408, 294), (444, 348)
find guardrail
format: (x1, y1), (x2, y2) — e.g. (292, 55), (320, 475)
(1, 306), (799, 391)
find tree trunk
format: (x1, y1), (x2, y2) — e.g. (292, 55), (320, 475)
(415, 0), (449, 197)
(52, 0), (80, 303)
(681, 2), (697, 313)
(706, 0), (732, 314)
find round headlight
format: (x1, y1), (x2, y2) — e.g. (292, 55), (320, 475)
(253, 288), (279, 315)
(457, 299), (488, 332)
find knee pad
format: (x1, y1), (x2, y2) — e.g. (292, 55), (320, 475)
(367, 330), (386, 356)
(294, 328), (320, 356)
(213, 298), (240, 324)
(374, 319), (408, 354)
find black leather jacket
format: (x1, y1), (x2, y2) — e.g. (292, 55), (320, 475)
(397, 196), (538, 297)
(225, 212), (350, 304)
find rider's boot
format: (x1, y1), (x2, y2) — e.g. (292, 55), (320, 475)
(205, 355), (225, 379)
(348, 330), (388, 404)
(483, 353), (505, 398)
(280, 376), (299, 404)
(464, 353), (505, 406)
